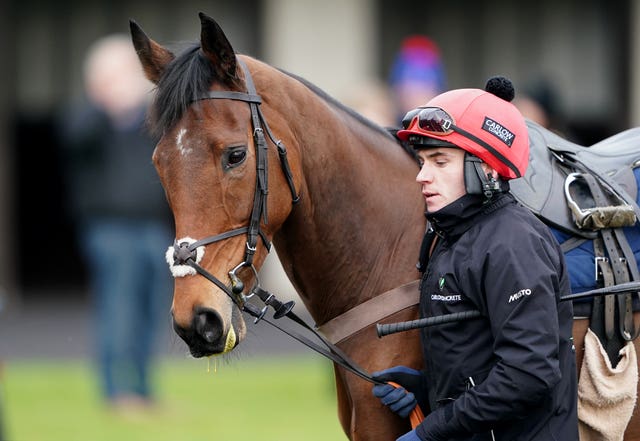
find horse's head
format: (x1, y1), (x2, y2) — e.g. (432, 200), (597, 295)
(130, 13), (301, 357)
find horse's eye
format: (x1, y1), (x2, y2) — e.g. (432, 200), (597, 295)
(229, 150), (246, 164)
(224, 148), (247, 169)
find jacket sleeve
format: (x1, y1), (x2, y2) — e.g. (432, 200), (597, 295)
(436, 228), (568, 435)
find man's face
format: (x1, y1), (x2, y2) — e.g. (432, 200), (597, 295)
(415, 147), (467, 213)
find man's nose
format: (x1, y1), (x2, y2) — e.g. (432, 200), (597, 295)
(416, 163), (432, 183)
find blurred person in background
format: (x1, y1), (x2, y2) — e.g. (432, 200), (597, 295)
(60, 34), (172, 411)
(389, 35), (447, 125)
(343, 35), (447, 130)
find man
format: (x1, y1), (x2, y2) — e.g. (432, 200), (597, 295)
(372, 77), (578, 440)
(61, 35), (172, 410)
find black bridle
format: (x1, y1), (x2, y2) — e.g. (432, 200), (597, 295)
(170, 58), (299, 308)
(166, 58), (383, 385)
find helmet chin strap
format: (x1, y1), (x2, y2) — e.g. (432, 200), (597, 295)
(464, 153), (503, 199)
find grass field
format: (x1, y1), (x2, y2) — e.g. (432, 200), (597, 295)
(1, 355), (347, 441)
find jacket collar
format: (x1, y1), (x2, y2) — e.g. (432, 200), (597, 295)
(426, 192), (514, 239)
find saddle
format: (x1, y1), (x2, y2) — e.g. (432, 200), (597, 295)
(511, 121), (640, 366)
(510, 121), (640, 239)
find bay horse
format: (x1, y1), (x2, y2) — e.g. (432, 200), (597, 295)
(130, 13), (640, 440)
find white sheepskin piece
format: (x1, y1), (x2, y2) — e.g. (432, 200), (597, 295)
(165, 237), (205, 278)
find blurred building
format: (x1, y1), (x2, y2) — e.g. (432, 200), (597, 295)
(0, 0), (638, 310)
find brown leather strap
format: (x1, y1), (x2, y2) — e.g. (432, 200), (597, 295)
(429, 235), (439, 256)
(594, 237), (616, 340)
(585, 174), (639, 341)
(317, 280), (421, 344)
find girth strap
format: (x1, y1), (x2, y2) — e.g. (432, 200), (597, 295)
(592, 237), (617, 345)
(583, 173), (640, 345)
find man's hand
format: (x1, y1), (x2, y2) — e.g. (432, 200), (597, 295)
(372, 366), (429, 411)
(372, 366), (429, 418)
(372, 382), (417, 418)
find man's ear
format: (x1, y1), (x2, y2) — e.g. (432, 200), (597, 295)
(481, 163), (499, 180)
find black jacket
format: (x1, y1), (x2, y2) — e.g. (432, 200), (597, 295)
(416, 192), (578, 441)
(60, 104), (169, 222)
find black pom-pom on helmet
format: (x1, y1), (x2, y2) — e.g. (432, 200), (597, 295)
(485, 76), (515, 102)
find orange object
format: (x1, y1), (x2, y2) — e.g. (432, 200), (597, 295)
(387, 381), (425, 429)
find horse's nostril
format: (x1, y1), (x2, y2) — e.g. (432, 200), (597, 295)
(194, 309), (223, 344)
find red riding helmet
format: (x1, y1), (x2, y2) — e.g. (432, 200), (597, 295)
(397, 78), (529, 180)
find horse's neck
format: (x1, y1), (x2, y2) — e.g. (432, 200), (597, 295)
(262, 72), (425, 324)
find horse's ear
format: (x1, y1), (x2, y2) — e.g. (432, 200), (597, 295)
(129, 19), (175, 85)
(198, 12), (238, 82)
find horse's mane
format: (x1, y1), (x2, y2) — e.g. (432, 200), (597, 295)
(279, 69), (405, 142)
(278, 69), (417, 159)
(149, 43), (415, 158)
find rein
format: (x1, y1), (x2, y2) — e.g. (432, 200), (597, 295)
(167, 58), (385, 385)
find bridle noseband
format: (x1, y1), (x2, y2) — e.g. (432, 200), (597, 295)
(169, 58), (299, 310)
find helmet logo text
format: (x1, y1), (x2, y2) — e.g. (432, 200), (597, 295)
(482, 117), (515, 147)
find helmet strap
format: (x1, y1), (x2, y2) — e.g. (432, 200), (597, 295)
(464, 153), (503, 199)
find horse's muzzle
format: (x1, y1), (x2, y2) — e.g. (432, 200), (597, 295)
(173, 307), (240, 357)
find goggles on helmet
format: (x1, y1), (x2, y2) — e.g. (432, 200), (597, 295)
(401, 106), (522, 178)
(402, 107), (454, 134)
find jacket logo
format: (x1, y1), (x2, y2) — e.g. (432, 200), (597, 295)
(438, 276), (446, 290)
(482, 117), (515, 147)
(431, 294), (462, 302)
(508, 288), (532, 303)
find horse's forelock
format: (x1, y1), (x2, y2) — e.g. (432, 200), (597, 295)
(148, 43), (243, 138)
